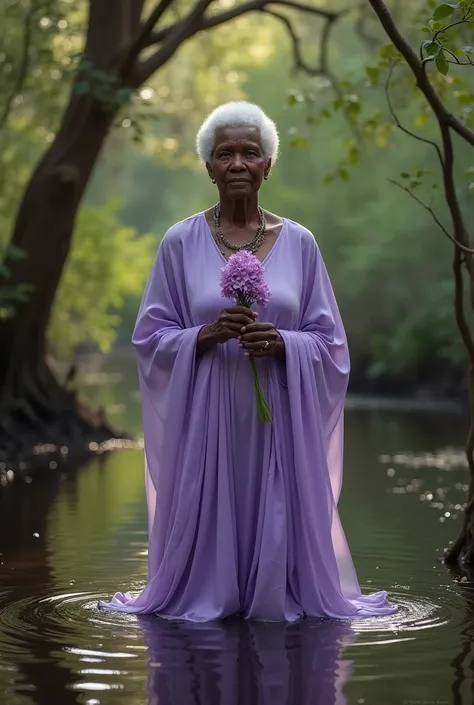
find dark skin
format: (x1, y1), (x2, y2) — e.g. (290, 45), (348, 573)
(196, 125), (285, 359)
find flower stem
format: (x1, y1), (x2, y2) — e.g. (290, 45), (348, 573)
(249, 357), (272, 423)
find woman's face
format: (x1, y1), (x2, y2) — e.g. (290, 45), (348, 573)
(207, 126), (271, 199)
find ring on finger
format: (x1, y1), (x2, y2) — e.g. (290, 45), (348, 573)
(261, 340), (270, 350)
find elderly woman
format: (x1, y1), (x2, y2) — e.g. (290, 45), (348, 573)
(101, 102), (397, 622)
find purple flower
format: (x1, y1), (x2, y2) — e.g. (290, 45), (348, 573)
(220, 250), (271, 307)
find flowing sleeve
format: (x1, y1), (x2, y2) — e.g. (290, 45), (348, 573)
(132, 227), (204, 572)
(278, 231), (361, 600)
(278, 232), (349, 500)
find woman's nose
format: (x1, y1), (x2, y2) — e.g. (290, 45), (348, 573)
(230, 154), (245, 169)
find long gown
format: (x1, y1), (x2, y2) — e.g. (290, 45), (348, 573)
(99, 212), (398, 622)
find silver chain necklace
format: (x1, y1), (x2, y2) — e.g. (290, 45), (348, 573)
(213, 203), (266, 255)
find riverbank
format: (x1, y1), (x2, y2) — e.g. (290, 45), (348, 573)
(0, 349), (468, 487)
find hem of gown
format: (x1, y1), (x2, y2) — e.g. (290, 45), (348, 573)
(98, 591), (398, 623)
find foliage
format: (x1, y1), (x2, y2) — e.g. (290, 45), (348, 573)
(275, 0), (474, 381)
(48, 197), (156, 357)
(1, 0), (473, 389)
(0, 1), (85, 239)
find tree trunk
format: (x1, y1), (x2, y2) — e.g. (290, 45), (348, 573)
(0, 91), (126, 468)
(0, 3), (156, 469)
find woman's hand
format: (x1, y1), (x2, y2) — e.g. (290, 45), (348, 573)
(239, 322), (285, 358)
(197, 306), (257, 356)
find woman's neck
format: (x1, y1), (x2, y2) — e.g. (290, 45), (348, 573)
(218, 195), (259, 229)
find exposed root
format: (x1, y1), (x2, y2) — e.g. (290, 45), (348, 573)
(0, 368), (132, 481)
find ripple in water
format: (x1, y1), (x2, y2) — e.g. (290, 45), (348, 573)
(0, 582), (457, 656)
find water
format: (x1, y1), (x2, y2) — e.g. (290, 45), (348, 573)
(1, 354), (473, 704)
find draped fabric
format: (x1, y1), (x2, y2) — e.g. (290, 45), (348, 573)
(99, 213), (397, 622)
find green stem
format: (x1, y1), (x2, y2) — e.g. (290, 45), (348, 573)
(249, 357), (272, 423)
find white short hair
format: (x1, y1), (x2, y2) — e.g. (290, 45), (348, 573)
(196, 101), (279, 165)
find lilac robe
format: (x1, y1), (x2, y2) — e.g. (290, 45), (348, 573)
(100, 213), (398, 622)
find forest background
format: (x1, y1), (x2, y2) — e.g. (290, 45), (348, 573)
(2, 0), (472, 400)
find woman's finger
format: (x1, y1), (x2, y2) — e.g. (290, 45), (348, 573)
(240, 332), (271, 344)
(240, 322), (274, 334)
(224, 306), (257, 318)
(224, 313), (255, 327)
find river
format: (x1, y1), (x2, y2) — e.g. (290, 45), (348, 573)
(0, 353), (472, 704)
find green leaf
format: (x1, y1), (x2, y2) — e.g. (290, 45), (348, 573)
(346, 100), (361, 115)
(433, 3), (456, 20)
(365, 66), (380, 81)
(401, 172), (410, 179)
(420, 26), (432, 32)
(379, 44), (394, 59)
(288, 134), (307, 148)
(425, 41), (440, 56)
(74, 81), (90, 95)
(322, 174), (334, 185)
(116, 87), (133, 103)
(469, 182), (474, 193)
(435, 53), (449, 74)
(465, 166), (474, 177)
(287, 90), (304, 106)
(348, 146), (360, 165)
(409, 179), (423, 188)
(415, 112), (429, 127)
(6, 245), (26, 260)
(338, 168), (350, 181)
(454, 91), (474, 105)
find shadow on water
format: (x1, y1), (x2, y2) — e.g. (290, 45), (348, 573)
(0, 467), (85, 704)
(444, 562), (474, 705)
(137, 615), (357, 705)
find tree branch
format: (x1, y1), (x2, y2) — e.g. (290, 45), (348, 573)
(260, 7), (326, 76)
(129, 0), (146, 29)
(367, 0), (474, 148)
(385, 62), (444, 165)
(260, 4), (362, 148)
(131, 0), (348, 87)
(387, 178), (474, 253)
(135, 0), (176, 52)
(453, 245), (474, 358)
(140, 0), (343, 51)
(121, 0), (177, 77)
(432, 13), (472, 45)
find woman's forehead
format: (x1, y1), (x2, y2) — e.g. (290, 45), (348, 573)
(214, 125), (261, 145)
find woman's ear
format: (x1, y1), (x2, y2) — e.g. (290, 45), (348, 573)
(206, 163), (215, 183)
(264, 158), (272, 180)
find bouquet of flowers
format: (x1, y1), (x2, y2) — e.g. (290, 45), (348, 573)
(220, 250), (272, 423)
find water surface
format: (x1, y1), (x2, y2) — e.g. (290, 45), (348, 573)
(0, 355), (472, 704)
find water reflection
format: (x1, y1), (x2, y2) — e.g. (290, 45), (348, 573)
(1, 385), (473, 704)
(138, 615), (357, 705)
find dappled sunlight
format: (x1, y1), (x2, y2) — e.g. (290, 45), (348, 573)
(379, 448), (468, 525)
